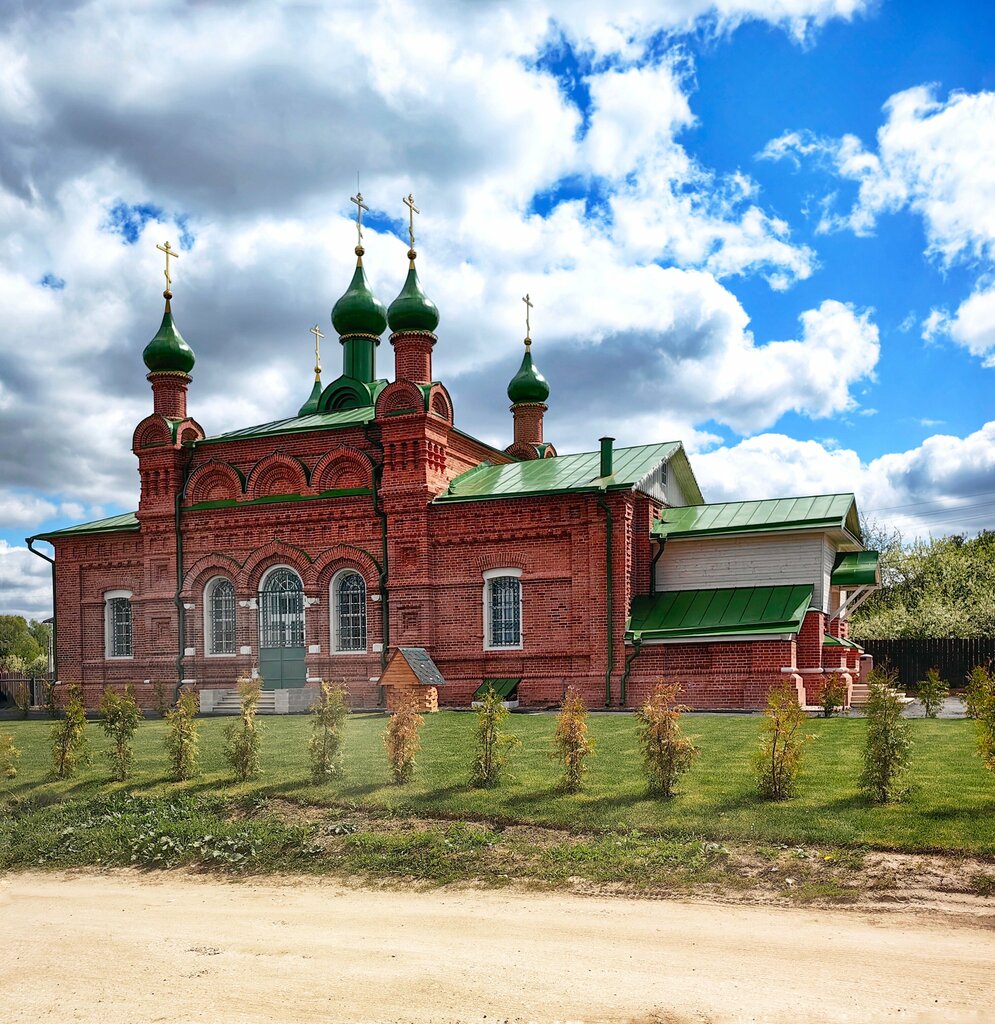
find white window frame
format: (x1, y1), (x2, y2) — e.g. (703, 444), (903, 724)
(204, 576), (237, 657)
(483, 568), (523, 651)
(330, 568), (368, 654)
(104, 589), (134, 660)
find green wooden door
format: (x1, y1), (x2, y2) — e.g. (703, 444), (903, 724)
(258, 568), (306, 689)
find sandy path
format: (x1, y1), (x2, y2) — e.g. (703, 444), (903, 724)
(1, 872), (992, 1023)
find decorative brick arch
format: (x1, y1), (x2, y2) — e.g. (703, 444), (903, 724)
(428, 384), (454, 423)
(311, 447), (374, 492)
(185, 461), (244, 504)
(245, 452), (310, 500)
(180, 552), (242, 600)
(132, 415), (172, 451)
(375, 379), (425, 419)
(477, 554), (527, 575)
(238, 541), (312, 591)
(307, 544), (382, 591)
(177, 419), (205, 445)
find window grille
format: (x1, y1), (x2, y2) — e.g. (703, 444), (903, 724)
(108, 597), (133, 658)
(259, 568), (305, 648)
(209, 579), (236, 654)
(335, 572), (367, 651)
(488, 576), (521, 647)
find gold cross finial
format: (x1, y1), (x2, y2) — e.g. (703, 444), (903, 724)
(156, 240), (179, 298)
(523, 293), (533, 346)
(403, 193), (420, 259)
(310, 324), (324, 379)
(350, 191), (369, 254)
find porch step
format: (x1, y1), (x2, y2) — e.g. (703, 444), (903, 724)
(850, 684), (913, 707)
(210, 689), (278, 715)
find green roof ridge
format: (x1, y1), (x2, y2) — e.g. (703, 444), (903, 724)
(32, 510), (139, 541)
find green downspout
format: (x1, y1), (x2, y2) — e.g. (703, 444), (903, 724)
(174, 445), (197, 702)
(368, 435), (390, 708)
(620, 637), (642, 706)
(650, 537), (666, 595)
(26, 538), (57, 679)
(596, 437), (615, 708)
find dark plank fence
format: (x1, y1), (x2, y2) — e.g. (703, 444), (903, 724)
(854, 638), (995, 689)
(0, 674), (52, 708)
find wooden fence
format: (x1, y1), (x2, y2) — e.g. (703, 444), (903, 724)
(854, 638), (995, 689)
(0, 674), (52, 708)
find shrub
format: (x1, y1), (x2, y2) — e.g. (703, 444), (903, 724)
(51, 683), (89, 779)
(0, 732), (19, 779)
(861, 668), (913, 803)
(98, 685), (144, 781)
(13, 680), (31, 718)
(820, 673), (847, 718)
(309, 681), (348, 782)
(635, 683), (699, 798)
(916, 667), (948, 719)
(472, 684), (520, 788)
(151, 679), (172, 717)
(164, 688), (200, 780)
(43, 680), (59, 719)
(224, 678), (264, 782)
(0, 653), (26, 675)
(755, 683), (809, 801)
(964, 664), (995, 773)
(384, 691), (424, 784)
(550, 686), (595, 792)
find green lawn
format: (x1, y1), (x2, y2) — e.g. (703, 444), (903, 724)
(1, 711), (992, 854)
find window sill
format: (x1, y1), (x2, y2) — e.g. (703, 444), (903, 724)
(205, 653), (237, 659)
(332, 650), (369, 656)
(105, 656), (134, 661)
(483, 645), (524, 652)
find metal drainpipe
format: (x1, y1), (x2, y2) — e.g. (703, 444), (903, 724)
(26, 538), (57, 679)
(620, 637), (642, 706)
(596, 489), (614, 708)
(367, 436), (390, 676)
(649, 537), (666, 596)
(174, 446), (196, 703)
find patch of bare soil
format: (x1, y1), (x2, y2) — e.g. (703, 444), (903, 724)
(1, 870), (992, 1023)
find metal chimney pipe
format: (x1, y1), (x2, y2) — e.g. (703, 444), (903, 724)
(599, 436), (614, 478)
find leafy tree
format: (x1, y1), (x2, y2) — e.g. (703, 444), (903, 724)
(853, 529), (995, 639)
(636, 683), (699, 798)
(99, 685), (144, 781)
(820, 673), (847, 718)
(550, 687), (595, 792)
(916, 667), (948, 719)
(309, 681), (348, 782)
(384, 691), (423, 784)
(224, 678), (263, 782)
(51, 683), (89, 779)
(0, 733), (19, 779)
(164, 688), (200, 780)
(0, 615), (45, 665)
(861, 668), (913, 802)
(964, 665), (995, 774)
(754, 683), (810, 800)
(472, 684), (520, 788)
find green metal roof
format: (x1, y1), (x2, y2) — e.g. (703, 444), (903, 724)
(653, 493), (861, 542)
(473, 678), (520, 699)
(32, 511), (140, 541)
(831, 550), (880, 587)
(199, 406), (375, 445)
(435, 441), (681, 503)
(626, 584), (814, 642)
(823, 634), (864, 650)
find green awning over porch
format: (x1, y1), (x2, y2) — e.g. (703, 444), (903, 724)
(626, 585), (814, 643)
(831, 550), (880, 587)
(473, 678), (520, 699)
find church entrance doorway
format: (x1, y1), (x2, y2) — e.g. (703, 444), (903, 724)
(258, 567), (306, 689)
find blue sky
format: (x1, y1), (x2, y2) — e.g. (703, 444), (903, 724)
(1, 0), (994, 617)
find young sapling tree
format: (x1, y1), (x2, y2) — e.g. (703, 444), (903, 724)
(164, 688), (200, 780)
(916, 667), (948, 719)
(754, 683), (810, 801)
(384, 691), (424, 784)
(472, 684), (520, 788)
(51, 683), (89, 779)
(636, 683), (699, 798)
(861, 668), (913, 802)
(98, 685), (144, 781)
(224, 677), (264, 782)
(309, 681), (348, 782)
(820, 673), (847, 718)
(0, 732), (19, 779)
(550, 686), (595, 792)
(964, 664), (995, 773)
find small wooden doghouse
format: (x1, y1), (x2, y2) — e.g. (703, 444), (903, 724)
(381, 647), (445, 712)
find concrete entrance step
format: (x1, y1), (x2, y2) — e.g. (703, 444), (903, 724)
(209, 689), (278, 714)
(850, 684), (912, 707)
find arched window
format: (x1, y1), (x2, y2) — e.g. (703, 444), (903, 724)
(104, 590), (133, 659)
(483, 569), (522, 649)
(332, 570), (367, 652)
(205, 577), (236, 655)
(259, 567), (305, 648)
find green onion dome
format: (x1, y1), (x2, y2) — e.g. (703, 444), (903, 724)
(507, 345), (549, 404)
(331, 253), (388, 338)
(143, 299), (195, 375)
(387, 259), (439, 334)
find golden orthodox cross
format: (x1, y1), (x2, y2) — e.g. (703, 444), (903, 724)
(350, 191), (369, 247)
(523, 293), (533, 343)
(403, 192), (420, 250)
(156, 240), (179, 292)
(310, 324), (324, 373)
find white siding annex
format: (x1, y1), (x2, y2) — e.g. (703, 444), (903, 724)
(655, 532), (838, 612)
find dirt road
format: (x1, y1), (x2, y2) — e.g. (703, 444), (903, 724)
(1, 871), (991, 1023)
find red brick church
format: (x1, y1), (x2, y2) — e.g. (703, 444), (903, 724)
(29, 198), (879, 712)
